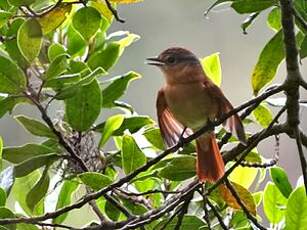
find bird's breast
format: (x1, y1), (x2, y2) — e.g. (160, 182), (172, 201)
(164, 82), (218, 131)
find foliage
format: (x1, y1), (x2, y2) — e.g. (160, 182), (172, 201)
(0, 0), (306, 229)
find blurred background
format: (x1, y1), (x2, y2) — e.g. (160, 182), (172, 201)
(0, 0), (307, 225)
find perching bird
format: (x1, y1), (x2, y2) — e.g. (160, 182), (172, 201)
(147, 47), (246, 183)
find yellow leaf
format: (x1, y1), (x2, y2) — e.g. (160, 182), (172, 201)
(90, 1), (113, 22)
(228, 164), (258, 189)
(38, 4), (72, 34)
(110, 0), (143, 4)
(219, 182), (257, 216)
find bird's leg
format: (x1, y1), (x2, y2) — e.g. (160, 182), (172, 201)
(178, 127), (187, 148)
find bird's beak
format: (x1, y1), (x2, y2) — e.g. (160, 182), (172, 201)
(146, 57), (165, 66)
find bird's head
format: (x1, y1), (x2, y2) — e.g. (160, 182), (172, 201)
(147, 47), (203, 84)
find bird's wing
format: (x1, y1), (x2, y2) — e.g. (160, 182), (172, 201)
(156, 89), (193, 148)
(203, 80), (247, 145)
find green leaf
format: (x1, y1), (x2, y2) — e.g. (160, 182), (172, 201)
(14, 153), (60, 178)
(252, 103), (273, 127)
(0, 137), (2, 170)
(285, 186), (307, 230)
(45, 54), (69, 79)
(12, 170), (44, 216)
(0, 167), (14, 194)
(270, 167), (292, 198)
(53, 180), (79, 224)
(88, 42), (121, 71)
(67, 25), (86, 56)
(72, 6), (101, 41)
(47, 43), (66, 62)
(5, 39), (29, 69)
(294, 0), (307, 34)
(299, 36), (307, 59)
(263, 182), (287, 224)
(65, 79), (102, 131)
(105, 199), (121, 221)
(7, 0), (36, 6)
(102, 71), (141, 107)
(38, 3), (72, 34)
(45, 73), (81, 90)
(251, 30), (284, 95)
(0, 10), (12, 28)
(143, 128), (165, 150)
(267, 7), (281, 32)
(99, 114), (124, 147)
(229, 165), (258, 189)
(17, 18), (43, 62)
(0, 96), (27, 119)
(205, 0), (233, 15)
(253, 191), (263, 207)
(15, 115), (56, 138)
(115, 32), (140, 55)
(0, 207), (15, 230)
(3, 143), (54, 163)
(156, 215), (206, 230)
(26, 166), (49, 211)
(0, 188), (6, 206)
(158, 156), (196, 181)
(231, 0), (276, 14)
(241, 12), (260, 34)
(95, 116), (154, 135)
(201, 52), (222, 86)
(79, 172), (112, 191)
(0, 54), (26, 94)
(122, 135), (146, 175)
(17, 224), (39, 230)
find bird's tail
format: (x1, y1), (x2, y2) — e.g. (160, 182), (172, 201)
(196, 133), (225, 183)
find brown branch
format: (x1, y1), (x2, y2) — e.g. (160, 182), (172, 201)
(206, 198), (228, 230)
(105, 0), (125, 23)
(224, 180), (266, 230)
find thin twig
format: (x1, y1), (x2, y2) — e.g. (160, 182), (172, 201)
(105, 0), (125, 23)
(206, 198), (228, 230)
(174, 192), (193, 230)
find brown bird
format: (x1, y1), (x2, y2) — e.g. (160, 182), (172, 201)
(147, 47), (246, 183)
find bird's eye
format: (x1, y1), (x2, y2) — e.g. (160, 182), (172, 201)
(166, 56), (176, 64)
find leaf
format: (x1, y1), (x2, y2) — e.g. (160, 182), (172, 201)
(110, 0), (143, 3)
(67, 25), (86, 56)
(53, 180), (79, 224)
(17, 18), (43, 62)
(0, 54), (26, 94)
(285, 186), (307, 230)
(219, 181), (256, 216)
(90, 1), (113, 23)
(263, 182), (287, 223)
(26, 166), (49, 211)
(252, 30), (284, 95)
(12, 170), (44, 216)
(0, 167), (14, 194)
(0, 188), (6, 206)
(17, 224), (39, 230)
(205, 0), (233, 16)
(231, 0), (276, 14)
(0, 207), (15, 230)
(241, 12), (260, 34)
(88, 42), (121, 71)
(294, 0), (307, 34)
(15, 115), (56, 138)
(47, 43), (66, 62)
(102, 71), (141, 107)
(122, 135), (146, 175)
(252, 103), (273, 127)
(300, 36), (307, 59)
(79, 172), (112, 191)
(143, 128), (165, 150)
(5, 39), (29, 69)
(99, 114), (124, 147)
(270, 167), (292, 198)
(3, 143), (54, 164)
(0, 10), (12, 28)
(253, 191), (263, 207)
(65, 79), (102, 131)
(95, 115), (154, 135)
(201, 52), (222, 86)
(115, 32), (140, 55)
(7, 0), (36, 7)
(228, 165), (258, 189)
(267, 7), (281, 32)
(72, 6), (101, 41)
(0, 96), (27, 118)
(156, 215), (206, 230)
(38, 3), (72, 34)
(159, 156), (196, 181)
(105, 199), (121, 221)
(0, 137), (2, 170)
(14, 153), (60, 178)
(45, 54), (69, 79)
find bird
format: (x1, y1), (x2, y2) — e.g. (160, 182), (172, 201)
(147, 47), (246, 183)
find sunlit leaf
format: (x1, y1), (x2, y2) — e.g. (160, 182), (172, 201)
(228, 165), (258, 189)
(267, 7), (281, 32)
(67, 25), (86, 56)
(90, 1), (113, 23)
(285, 186), (307, 230)
(79, 172), (112, 191)
(65, 79), (102, 131)
(38, 3), (72, 34)
(115, 32), (140, 55)
(99, 114), (124, 147)
(7, 0), (36, 7)
(241, 12), (260, 34)
(0, 10), (12, 28)
(263, 182), (287, 223)
(110, 0), (143, 3)
(253, 191), (263, 207)
(72, 6), (101, 41)
(252, 103), (273, 128)
(122, 135), (146, 175)
(0, 137), (2, 170)
(45, 54), (69, 79)
(17, 18), (42, 62)
(270, 167), (292, 198)
(300, 36), (307, 59)
(47, 43), (66, 62)
(201, 52), (222, 86)
(143, 128), (165, 150)
(231, 0), (276, 14)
